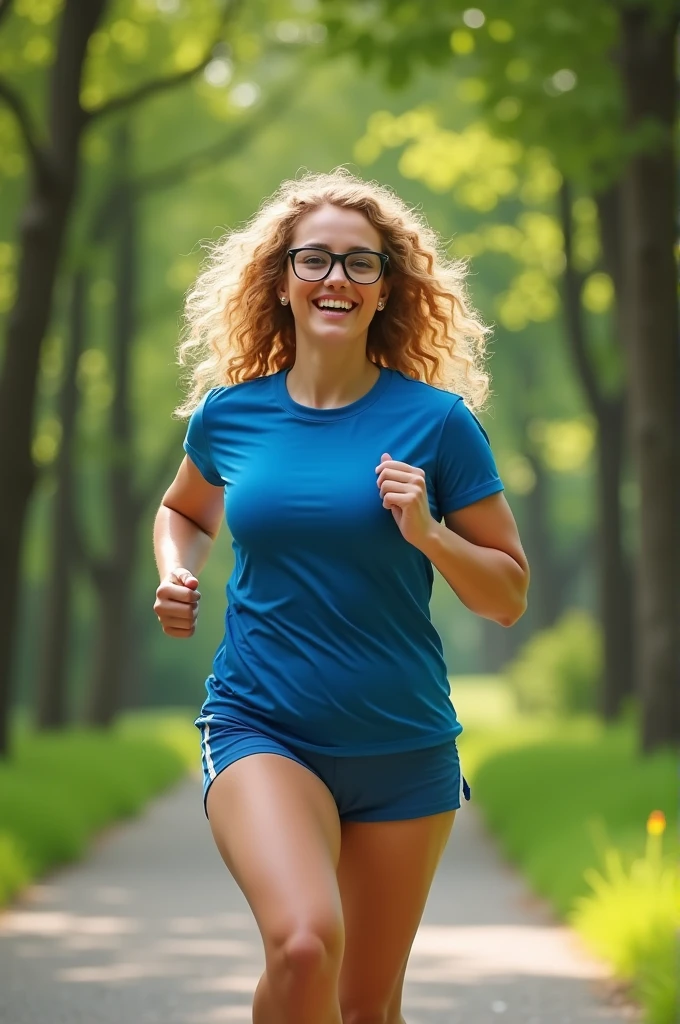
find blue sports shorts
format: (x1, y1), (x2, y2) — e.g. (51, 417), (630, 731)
(195, 713), (471, 823)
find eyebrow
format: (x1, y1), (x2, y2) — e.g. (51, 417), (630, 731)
(298, 242), (376, 252)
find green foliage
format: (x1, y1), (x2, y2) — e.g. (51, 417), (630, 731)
(461, 714), (678, 1022)
(320, 0), (648, 188)
(0, 833), (30, 906)
(0, 712), (198, 907)
(569, 830), (679, 1024)
(461, 715), (678, 912)
(504, 608), (602, 715)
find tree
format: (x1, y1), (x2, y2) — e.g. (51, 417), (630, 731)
(0, 0), (239, 755)
(618, 5), (679, 750)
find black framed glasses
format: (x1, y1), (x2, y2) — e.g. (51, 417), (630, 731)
(288, 247), (389, 285)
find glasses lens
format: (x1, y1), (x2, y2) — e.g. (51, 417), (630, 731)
(344, 252), (383, 284)
(293, 249), (332, 280)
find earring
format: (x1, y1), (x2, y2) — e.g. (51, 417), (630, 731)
(280, 296), (289, 305)
(377, 300), (385, 310)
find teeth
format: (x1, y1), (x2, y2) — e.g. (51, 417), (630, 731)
(317, 299), (353, 310)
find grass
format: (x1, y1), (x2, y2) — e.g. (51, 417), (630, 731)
(0, 708), (199, 906)
(450, 674), (679, 1024)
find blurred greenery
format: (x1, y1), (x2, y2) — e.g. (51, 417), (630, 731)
(455, 676), (678, 1024)
(570, 831), (679, 1024)
(505, 608), (603, 715)
(0, 710), (198, 905)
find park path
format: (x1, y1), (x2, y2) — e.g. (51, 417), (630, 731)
(0, 772), (639, 1024)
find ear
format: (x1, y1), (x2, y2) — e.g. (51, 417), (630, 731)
(379, 279), (392, 306)
(276, 268), (290, 305)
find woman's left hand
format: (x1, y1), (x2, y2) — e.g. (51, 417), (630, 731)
(375, 452), (437, 549)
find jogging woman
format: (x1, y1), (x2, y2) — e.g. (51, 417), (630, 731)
(153, 168), (529, 1024)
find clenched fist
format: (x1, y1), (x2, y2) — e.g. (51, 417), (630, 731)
(154, 568), (201, 638)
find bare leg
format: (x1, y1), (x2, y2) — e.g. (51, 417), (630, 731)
(337, 811), (456, 1024)
(206, 754), (345, 1024)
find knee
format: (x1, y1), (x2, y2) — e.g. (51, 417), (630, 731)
(272, 919), (345, 981)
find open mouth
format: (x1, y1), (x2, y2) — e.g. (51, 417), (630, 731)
(312, 298), (358, 315)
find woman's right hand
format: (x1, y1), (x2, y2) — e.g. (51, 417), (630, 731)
(154, 568), (201, 638)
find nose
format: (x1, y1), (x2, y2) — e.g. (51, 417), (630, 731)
(325, 259), (351, 286)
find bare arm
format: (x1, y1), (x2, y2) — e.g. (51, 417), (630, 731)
(420, 492), (529, 627)
(152, 455), (225, 637)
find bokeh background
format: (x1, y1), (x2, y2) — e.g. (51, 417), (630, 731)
(0, 2), (677, 1021)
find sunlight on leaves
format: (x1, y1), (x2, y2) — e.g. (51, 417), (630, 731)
(15, 0), (63, 26)
(450, 29), (475, 55)
(487, 19), (514, 42)
(528, 418), (596, 473)
(496, 270), (560, 331)
(23, 35), (53, 65)
(582, 273), (614, 315)
(515, 212), (564, 275)
(32, 416), (62, 466)
(109, 19), (149, 62)
(0, 242), (16, 311)
(173, 36), (205, 71)
(397, 121), (523, 207)
(497, 452), (537, 495)
(519, 148), (562, 204)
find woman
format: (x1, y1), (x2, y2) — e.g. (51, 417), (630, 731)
(153, 168), (529, 1024)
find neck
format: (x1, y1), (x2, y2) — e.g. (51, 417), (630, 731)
(286, 341), (378, 410)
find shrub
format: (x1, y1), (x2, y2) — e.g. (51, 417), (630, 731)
(505, 608), (602, 715)
(568, 813), (679, 1024)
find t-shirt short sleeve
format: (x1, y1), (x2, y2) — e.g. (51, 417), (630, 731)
(183, 389), (223, 486)
(436, 398), (504, 515)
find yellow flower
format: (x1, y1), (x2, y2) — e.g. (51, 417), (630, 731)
(646, 810), (666, 836)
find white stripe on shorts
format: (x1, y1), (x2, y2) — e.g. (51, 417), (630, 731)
(200, 716), (217, 781)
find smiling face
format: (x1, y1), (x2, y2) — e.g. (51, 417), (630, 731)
(279, 204), (390, 350)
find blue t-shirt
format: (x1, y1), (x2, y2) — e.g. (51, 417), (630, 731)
(183, 365), (504, 755)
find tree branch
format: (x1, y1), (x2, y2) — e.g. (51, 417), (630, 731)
(85, 0), (242, 123)
(133, 78), (298, 196)
(0, 77), (51, 180)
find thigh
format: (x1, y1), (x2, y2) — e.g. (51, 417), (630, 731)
(206, 753), (344, 955)
(336, 810), (455, 1019)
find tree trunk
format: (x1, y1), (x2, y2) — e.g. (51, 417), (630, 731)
(597, 398), (634, 718)
(522, 449), (564, 630)
(35, 272), (87, 729)
(593, 183), (635, 716)
(0, 0), (107, 757)
(559, 180), (635, 721)
(84, 129), (138, 727)
(619, 6), (680, 751)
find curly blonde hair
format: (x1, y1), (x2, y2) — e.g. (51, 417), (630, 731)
(174, 168), (492, 417)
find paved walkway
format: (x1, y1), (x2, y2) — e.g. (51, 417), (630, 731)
(0, 774), (639, 1024)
